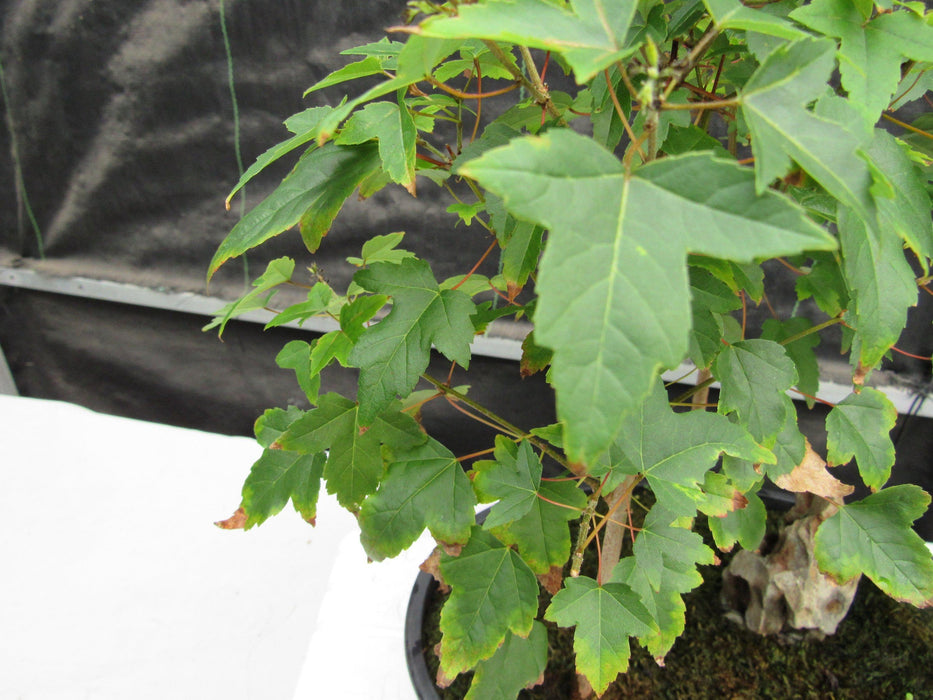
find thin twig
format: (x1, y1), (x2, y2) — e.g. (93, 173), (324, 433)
(428, 76), (520, 100)
(605, 68), (646, 161)
(662, 23), (720, 101)
(470, 57), (483, 143)
(451, 239), (497, 290)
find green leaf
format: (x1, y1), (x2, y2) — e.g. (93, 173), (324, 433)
(439, 527), (539, 677)
(815, 485), (933, 607)
(767, 404), (807, 480)
(661, 124), (731, 158)
(208, 143), (380, 277)
(225, 106), (335, 206)
(305, 56), (387, 95)
(738, 38), (876, 222)
(340, 37), (405, 61)
(632, 506), (715, 592)
(264, 281), (336, 330)
(434, 49), (521, 83)
(838, 206), (918, 371)
(795, 252), (848, 319)
(339, 294), (388, 342)
(204, 257), (294, 336)
(275, 340), (320, 403)
(520, 329), (553, 378)
(500, 220), (544, 289)
(602, 381), (774, 516)
(335, 94), (417, 193)
(709, 490), (767, 552)
(311, 35), (461, 142)
(472, 438), (544, 529)
(761, 318), (821, 407)
(346, 232), (416, 267)
(254, 406), (304, 448)
(458, 128), (834, 463)
(446, 201), (486, 226)
(348, 258), (476, 423)
(826, 388), (898, 491)
(590, 66), (630, 151)
(611, 555), (694, 662)
(419, 0), (639, 83)
(611, 507), (714, 660)
(300, 295), (388, 378)
(704, 0), (808, 40)
(358, 437), (477, 560)
(713, 339), (797, 444)
(278, 393), (426, 509)
(465, 622), (548, 700)
(240, 449), (326, 529)
(688, 266), (742, 368)
(544, 576), (656, 696)
(865, 129), (933, 266)
(488, 476), (587, 574)
(790, 1), (933, 126)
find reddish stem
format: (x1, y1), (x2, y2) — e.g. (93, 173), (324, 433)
(430, 78), (520, 100)
(790, 387), (836, 408)
(416, 152), (448, 168)
(891, 346), (933, 362)
(450, 239), (498, 291)
(456, 446), (496, 462)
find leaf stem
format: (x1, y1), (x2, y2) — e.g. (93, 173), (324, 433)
(428, 76), (521, 100)
(776, 257), (805, 275)
(882, 112), (933, 141)
(421, 373), (571, 470)
(604, 68), (645, 162)
(673, 376), (716, 404)
(891, 346), (933, 362)
(450, 239), (497, 290)
(779, 316), (844, 346)
(582, 474), (642, 552)
(456, 446), (496, 462)
(661, 97), (739, 110)
(470, 58), (483, 143)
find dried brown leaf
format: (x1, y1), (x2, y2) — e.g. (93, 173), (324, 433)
(537, 565), (564, 595)
(419, 549), (450, 593)
(440, 540), (463, 557)
(775, 441), (854, 500)
(214, 506), (247, 530)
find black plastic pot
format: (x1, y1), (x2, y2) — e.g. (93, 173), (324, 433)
(405, 570), (443, 700)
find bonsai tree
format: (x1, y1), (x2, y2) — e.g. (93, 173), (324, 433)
(212, 0), (933, 696)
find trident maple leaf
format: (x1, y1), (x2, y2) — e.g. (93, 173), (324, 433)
(458, 129), (835, 463)
(349, 258), (476, 423)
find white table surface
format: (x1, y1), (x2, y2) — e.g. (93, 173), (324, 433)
(0, 395), (430, 700)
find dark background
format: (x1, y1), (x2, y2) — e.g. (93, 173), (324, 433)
(0, 0), (930, 535)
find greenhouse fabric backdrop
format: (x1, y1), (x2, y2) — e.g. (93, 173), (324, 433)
(0, 0), (931, 535)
